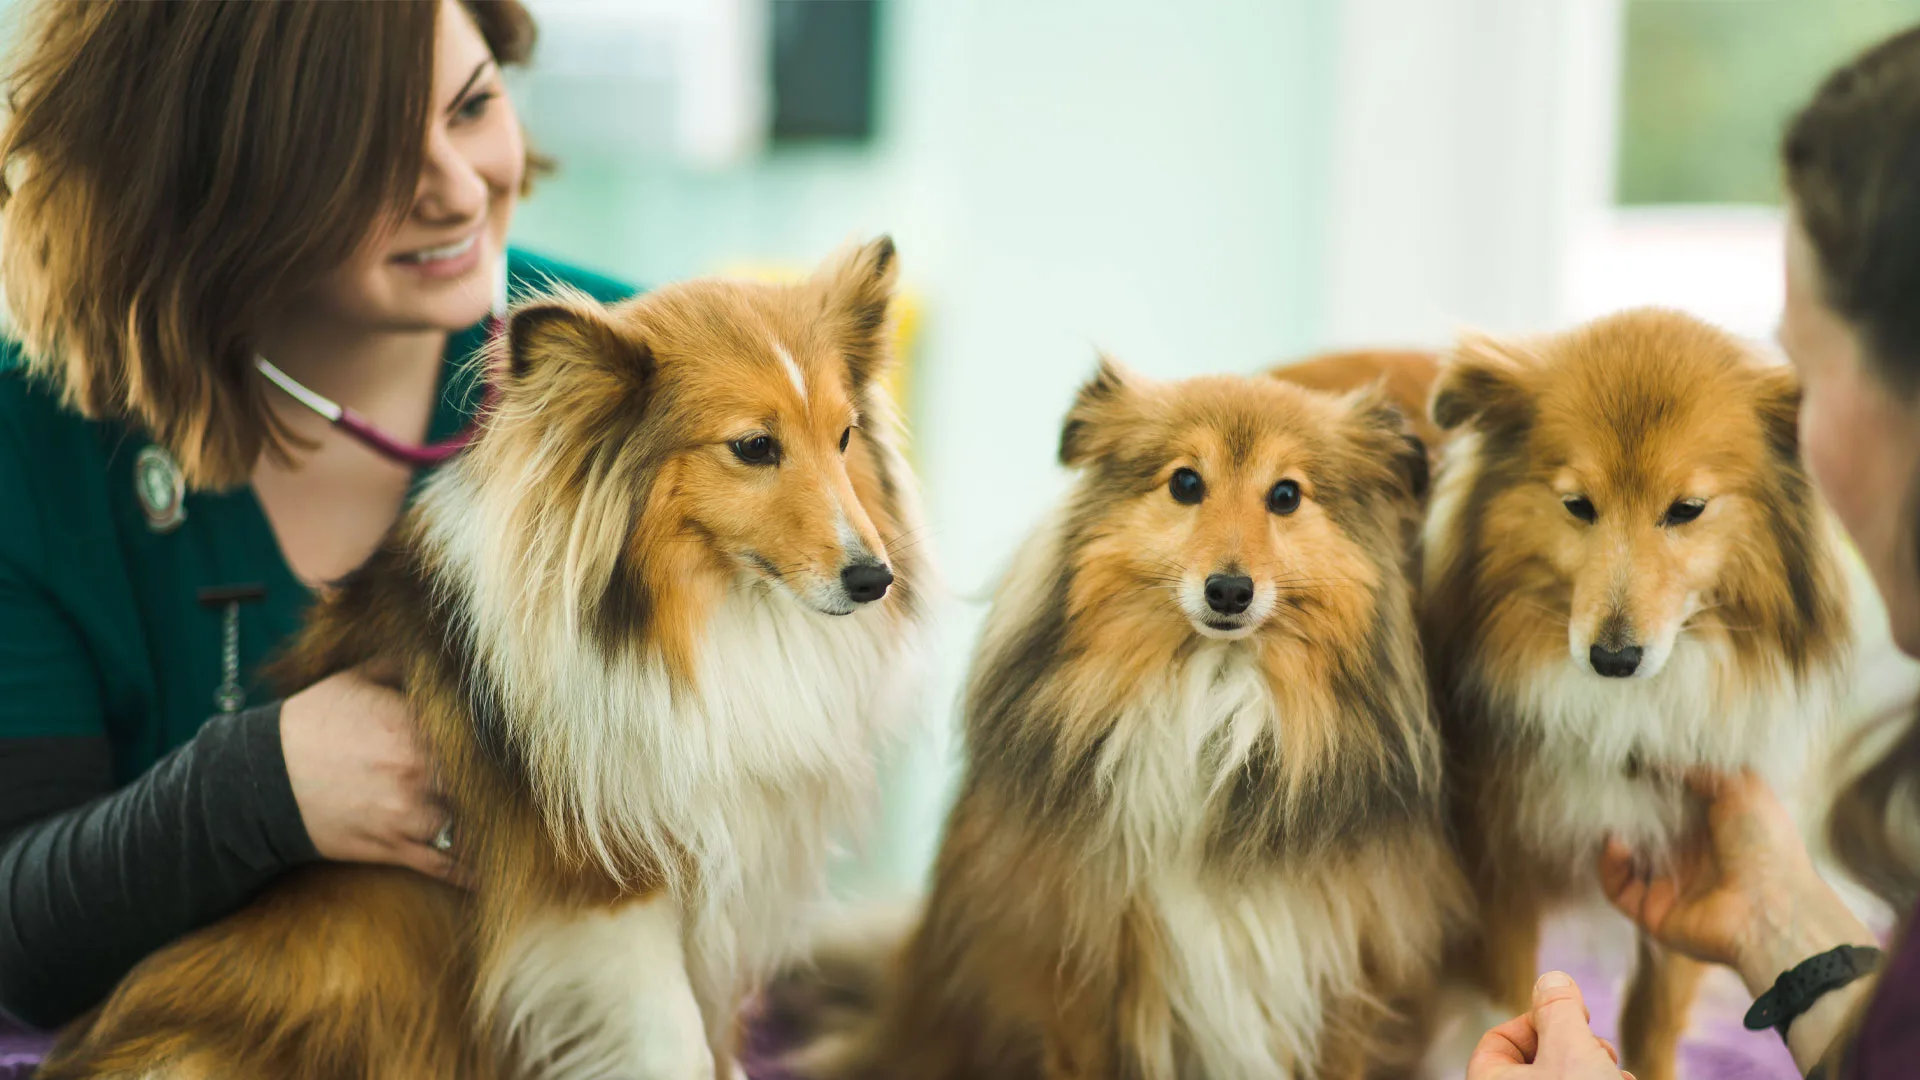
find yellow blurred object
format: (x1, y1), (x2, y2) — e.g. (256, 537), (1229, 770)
(718, 261), (922, 442)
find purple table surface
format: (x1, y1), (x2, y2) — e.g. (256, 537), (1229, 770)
(1428, 911), (1799, 1080)
(753, 908), (1798, 1079)
(0, 1017), (55, 1080)
(0, 911), (1795, 1080)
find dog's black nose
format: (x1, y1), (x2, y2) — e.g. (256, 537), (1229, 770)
(1589, 643), (1642, 678)
(1203, 574), (1254, 616)
(841, 563), (893, 605)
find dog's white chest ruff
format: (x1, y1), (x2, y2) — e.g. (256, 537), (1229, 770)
(559, 586), (916, 967)
(1149, 872), (1364, 1079)
(479, 587), (920, 1078)
(1496, 639), (1829, 878)
(1098, 650), (1366, 1078)
(674, 589), (919, 970)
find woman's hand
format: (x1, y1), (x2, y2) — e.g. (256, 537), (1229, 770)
(1467, 971), (1631, 1079)
(1599, 770), (1878, 1075)
(1596, 770), (1871, 991)
(280, 670), (465, 884)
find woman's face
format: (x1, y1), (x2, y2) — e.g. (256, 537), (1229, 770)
(1781, 215), (1920, 656)
(299, 0), (524, 335)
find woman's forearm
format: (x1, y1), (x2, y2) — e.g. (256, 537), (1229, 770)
(1732, 878), (1879, 1075)
(1786, 978), (1875, 1076)
(0, 705), (318, 1028)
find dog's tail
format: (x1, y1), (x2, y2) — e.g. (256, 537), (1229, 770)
(758, 900), (919, 1080)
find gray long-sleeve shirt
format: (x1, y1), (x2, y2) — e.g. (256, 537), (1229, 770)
(0, 703), (318, 1028)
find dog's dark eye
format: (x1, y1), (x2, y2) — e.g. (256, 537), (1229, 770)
(1563, 496), (1597, 524)
(1267, 479), (1302, 516)
(839, 427), (852, 453)
(730, 434), (779, 465)
(1169, 467), (1205, 505)
(1663, 499), (1706, 526)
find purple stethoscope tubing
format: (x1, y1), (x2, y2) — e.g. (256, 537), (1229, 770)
(253, 265), (506, 468)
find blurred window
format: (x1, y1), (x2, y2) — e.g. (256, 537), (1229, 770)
(1569, 1), (1920, 339)
(1617, 0), (1920, 206)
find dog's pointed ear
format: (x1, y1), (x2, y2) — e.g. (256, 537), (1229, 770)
(506, 294), (653, 387)
(1430, 333), (1537, 433)
(815, 236), (899, 390)
(1059, 353), (1148, 467)
(1753, 363), (1803, 462)
(1345, 382), (1429, 503)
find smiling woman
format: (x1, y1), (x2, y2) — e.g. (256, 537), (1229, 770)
(0, 0), (632, 1037)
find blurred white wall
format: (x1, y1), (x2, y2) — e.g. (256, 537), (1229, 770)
(1321, 0), (1621, 345)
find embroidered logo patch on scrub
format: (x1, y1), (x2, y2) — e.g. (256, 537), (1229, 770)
(134, 445), (186, 533)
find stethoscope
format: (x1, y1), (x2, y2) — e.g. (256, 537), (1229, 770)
(188, 266), (508, 717)
(251, 263), (507, 468)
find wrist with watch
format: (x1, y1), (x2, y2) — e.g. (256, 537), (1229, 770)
(1742, 942), (1883, 1039)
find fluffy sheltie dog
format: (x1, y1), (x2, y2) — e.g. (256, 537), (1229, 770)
(794, 361), (1466, 1080)
(1423, 308), (1851, 1080)
(43, 237), (927, 1080)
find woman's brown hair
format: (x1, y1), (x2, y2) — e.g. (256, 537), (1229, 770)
(0, 0), (539, 489)
(1784, 27), (1920, 910)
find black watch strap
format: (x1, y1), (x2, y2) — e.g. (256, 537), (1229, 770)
(1743, 944), (1883, 1037)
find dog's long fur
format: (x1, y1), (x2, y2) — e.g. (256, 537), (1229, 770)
(1268, 349), (1443, 455)
(41, 238), (928, 1080)
(1423, 308), (1852, 1080)
(789, 363), (1468, 1080)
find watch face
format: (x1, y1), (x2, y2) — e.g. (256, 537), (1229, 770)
(134, 445), (186, 533)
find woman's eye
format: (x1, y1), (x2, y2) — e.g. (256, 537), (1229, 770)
(839, 427), (852, 453)
(1663, 499), (1706, 526)
(730, 435), (779, 465)
(1267, 479), (1302, 516)
(455, 91), (496, 123)
(1563, 496), (1598, 524)
(1169, 467), (1205, 505)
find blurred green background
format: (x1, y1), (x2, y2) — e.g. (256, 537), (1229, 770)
(1619, 0), (1920, 204)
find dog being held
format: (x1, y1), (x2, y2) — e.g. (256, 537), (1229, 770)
(42, 237), (928, 1080)
(1423, 308), (1852, 1080)
(784, 360), (1467, 1080)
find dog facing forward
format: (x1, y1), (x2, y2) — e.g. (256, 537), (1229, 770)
(43, 237), (927, 1080)
(793, 361), (1466, 1080)
(1423, 308), (1852, 1080)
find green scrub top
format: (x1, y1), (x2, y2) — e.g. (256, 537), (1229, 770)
(0, 249), (632, 783)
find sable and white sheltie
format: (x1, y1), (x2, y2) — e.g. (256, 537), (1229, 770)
(1422, 308), (1852, 1080)
(789, 361), (1468, 1080)
(42, 238), (927, 1080)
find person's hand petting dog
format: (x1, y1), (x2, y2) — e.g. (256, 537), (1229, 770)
(1467, 971), (1632, 1080)
(1597, 769), (1877, 1074)
(281, 669), (468, 886)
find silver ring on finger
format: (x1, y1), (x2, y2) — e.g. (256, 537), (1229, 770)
(432, 820), (455, 854)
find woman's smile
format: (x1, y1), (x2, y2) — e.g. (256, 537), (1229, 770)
(389, 228), (485, 280)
